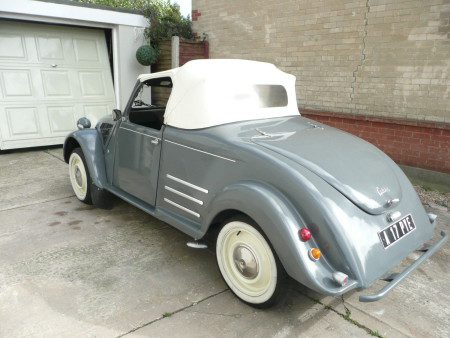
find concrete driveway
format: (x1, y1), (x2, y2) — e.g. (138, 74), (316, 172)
(0, 148), (448, 338)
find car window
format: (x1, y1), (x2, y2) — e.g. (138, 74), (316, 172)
(128, 77), (173, 130)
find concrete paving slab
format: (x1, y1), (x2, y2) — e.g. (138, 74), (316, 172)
(132, 290), (371, 338)
(305, 208), (450, 338)
(298, 290), (409, 338)
(0, 196), (226, 337)
(44, 146), (65, 162)
(1, 148), (448, 337)
(0, 149), (72, 211)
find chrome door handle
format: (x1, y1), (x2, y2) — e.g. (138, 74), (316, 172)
(51, 64), (58, 68)
(151, 138), (159, 145)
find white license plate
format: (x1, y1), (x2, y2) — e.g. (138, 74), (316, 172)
(378, 214), (416, 249)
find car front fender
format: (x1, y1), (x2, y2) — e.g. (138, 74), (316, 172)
(63, 129), (108, 189)
(202, 181), (357, 296)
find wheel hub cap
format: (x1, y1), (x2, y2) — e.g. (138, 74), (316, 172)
(75, 167), (82, 186)
(233, 245), (259, 279)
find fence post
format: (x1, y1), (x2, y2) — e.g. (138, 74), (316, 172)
(171, 36), (180, 68)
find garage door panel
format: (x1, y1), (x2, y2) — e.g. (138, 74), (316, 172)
(83, 104), (112, 125)
(79, 71), (105, 97)
(74, 38), (100, 63)
(47, 106), (76, 134)
(0, 33), (27, 61)
(36, 36), (65, 61)
(41, 70), (72, 97)
(5, 107), (40, 136)
(1, 70), (33, 97)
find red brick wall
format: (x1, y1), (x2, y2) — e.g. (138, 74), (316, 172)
(179, 39), (209, 66)
(301, 110), (450, 174)
(192, 9), (201, 21)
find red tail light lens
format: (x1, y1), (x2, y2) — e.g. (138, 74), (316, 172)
(299, 228), (312, 241)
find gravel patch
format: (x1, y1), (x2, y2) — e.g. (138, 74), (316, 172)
(414, 185), (449, 212)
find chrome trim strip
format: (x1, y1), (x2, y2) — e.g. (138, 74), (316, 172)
(166, 174), (208, 193)
(165, 140), (236, 163)
(164, 198), (200, 218)
(120, 127), (160, 140)
(165, 186), (204, 205)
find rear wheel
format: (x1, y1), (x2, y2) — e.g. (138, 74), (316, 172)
(69, 148), (92, 204)
(216, 217), (286, 308)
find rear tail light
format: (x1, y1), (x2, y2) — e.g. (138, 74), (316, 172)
(299, 228), (312, 241)
(300, 228), (321, 262)
(332, 272), (349, 286)
(308, 248), (321, 261)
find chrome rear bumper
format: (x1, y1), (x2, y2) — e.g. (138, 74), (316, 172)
(359, 230), (447, 302)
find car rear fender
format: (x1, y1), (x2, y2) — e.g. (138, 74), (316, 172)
(63, 129), (108, 189)
(203, 181), (357, 296)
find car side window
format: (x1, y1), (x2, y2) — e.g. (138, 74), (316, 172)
(128, 77), (173, 130)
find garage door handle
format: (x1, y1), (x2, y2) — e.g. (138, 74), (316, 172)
(151, 138), (159, 145)
(51, 64), (58, 68)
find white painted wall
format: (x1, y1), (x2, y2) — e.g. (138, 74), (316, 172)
(116, 25), (150, 110)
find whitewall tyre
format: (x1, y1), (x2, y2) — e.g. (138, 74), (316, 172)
(216, 218), (286, 308)
(69, 148), (92, 204)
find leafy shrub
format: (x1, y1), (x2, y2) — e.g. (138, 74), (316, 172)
(143, 2), (194, 48)
(72, 0), (194, 50)
(135, 44), (159, 65)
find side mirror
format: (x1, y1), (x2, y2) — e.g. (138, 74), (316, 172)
(112, 109), (122, 121)
(77, 117), (91, 130)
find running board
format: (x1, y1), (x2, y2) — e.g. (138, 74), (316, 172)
(187, 241), (208, 249)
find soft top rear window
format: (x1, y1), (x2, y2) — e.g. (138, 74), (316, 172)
(232, 84), (288, 108)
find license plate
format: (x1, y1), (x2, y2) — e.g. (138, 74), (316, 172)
(378, 214), (416, 249)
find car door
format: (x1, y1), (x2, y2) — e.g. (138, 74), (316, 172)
(113, 120), (161, 205)
(112, 81), (168, 206)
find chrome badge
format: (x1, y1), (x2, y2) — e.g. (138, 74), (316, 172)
(376, 186), (390, 196)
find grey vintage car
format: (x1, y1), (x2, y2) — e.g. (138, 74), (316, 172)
(63, 59), (447, 308)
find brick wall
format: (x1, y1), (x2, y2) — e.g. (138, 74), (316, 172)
(192, 0), (450, 173)
(302, 111), (450, 173)
(192, 0), (450, 123)
(179, 39), (209, 66)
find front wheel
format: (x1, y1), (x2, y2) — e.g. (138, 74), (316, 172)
(69, 148), (92, 204)
(216, 218), (286, 308)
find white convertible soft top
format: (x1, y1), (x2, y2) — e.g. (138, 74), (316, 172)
(138, 59), (299, 129)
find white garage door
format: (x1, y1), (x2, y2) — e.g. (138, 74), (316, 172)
(0, 21), (115, 150)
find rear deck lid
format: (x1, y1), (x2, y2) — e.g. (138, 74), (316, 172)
(251, 117), (402, 215)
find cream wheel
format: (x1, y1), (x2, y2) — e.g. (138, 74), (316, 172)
(216, 219), (283, 307)
(69, 148), (92, 204)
